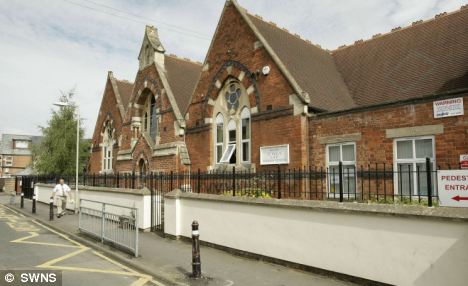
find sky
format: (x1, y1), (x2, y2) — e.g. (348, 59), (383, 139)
(0, 0), (466, 138)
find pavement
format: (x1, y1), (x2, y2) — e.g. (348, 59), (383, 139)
(0, 193), (356, 286)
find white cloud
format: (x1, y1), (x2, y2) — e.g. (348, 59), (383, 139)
(0, 0), (465, 137)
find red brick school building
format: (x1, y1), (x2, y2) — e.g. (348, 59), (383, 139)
(88, 0), (467, 197)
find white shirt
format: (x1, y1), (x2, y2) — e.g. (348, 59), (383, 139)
(53, 184), (71, 197)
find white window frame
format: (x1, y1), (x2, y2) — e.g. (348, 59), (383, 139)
(224, 120), (237, 164)
(214, 113), (224, 164)
(102, 125), (113, 173)
(240, 107), (251, 163)
(326, 142), (357, 196)
(220, 144), (236, 163)
(393, 136), (436, 196)
(14, 140), (29, 149)
(4, 156), (13, 167)
(102, 145), (113, 172)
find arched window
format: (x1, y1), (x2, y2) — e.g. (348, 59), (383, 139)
(213, 79), (251, 166)
(102, 123), (113, 172)
(149, 95), (157, 139)
(241, 107), (251, 162)
(215, 113), (224, 163)
(142, 93), (159, 143)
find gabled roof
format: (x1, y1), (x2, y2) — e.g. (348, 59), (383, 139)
(230, 0), (468, 112)
(331, 8), (468, 107)
(164, 55), (202, 114)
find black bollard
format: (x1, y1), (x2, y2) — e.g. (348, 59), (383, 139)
(49, 197), (54, 221)
(191, 221), (201, 279)
(32, 194), (36, 214)
(20, 192), (24, 208)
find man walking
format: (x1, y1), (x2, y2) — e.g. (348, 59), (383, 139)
(51, 178), (72, 218)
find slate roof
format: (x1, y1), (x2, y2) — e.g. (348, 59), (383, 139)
(0, 134), (41, 156)
(114, 79), (134, 113)
(248, 14), (356, 111)
(331, 9), (468, 107)
(164, 55), (202, 114)
(238, 2), (468, 112)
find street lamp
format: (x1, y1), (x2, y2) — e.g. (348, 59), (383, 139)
(53, 101), (80, 211)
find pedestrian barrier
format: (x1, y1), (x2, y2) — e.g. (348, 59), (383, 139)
(78, 199), (138, 257)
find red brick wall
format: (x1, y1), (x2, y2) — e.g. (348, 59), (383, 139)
(186, 3), (308, 171)
(121, 65), (184, 150)
(114, 64), (185, 174)
(89, 77), (124, 174)
(309, 95), (468, 168)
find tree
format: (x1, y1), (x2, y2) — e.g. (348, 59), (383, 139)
(33, 89), (90, 175)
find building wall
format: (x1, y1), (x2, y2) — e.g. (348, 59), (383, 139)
(1, 155), (33, 177)
(115, 64), (186, 174)
(186, 3), (308, 171)
(121, 64), (184, 151)
(309, 95), (468, 168)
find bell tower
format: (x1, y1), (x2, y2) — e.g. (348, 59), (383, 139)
(138, 26), (165, 70)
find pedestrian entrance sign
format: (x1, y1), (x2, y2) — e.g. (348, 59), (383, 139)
(438, 170), (468, 207)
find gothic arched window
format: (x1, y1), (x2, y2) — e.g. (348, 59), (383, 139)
(102, 122), (114, 172)
(240, 107), (251, 163)
(213, 79), (251, 166)
(142, 92), (159, 143)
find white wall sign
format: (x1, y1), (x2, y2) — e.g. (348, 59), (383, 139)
(260, 144), (289, 165)
(437, 170), (468, 207)
(433, 97), (464, 118)
(460, 154), (468, 169)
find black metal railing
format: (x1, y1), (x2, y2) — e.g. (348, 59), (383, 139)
(23, 158), (460, 207)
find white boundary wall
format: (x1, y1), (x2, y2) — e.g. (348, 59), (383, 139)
(35, 183), (153, 230)
(165, 190), (468, 286)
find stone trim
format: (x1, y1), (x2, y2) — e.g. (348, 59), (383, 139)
(165, 189), (468, 222)
(185, 124), (211, 134)
(152, 142), (182, 157)
(108, 72), (129, 121)
(251, 106), (293, 121)
(318, 133), (362, 144)
(385, 124), (444, 138)
(117, 153), (132, 161)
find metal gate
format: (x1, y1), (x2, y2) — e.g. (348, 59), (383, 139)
(150, 187), (164, 232)
(79, 199), (139, 257)
(21, 176), (35, 199)
(149, 172), (181, 232)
